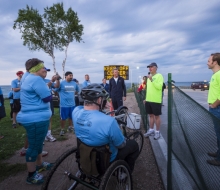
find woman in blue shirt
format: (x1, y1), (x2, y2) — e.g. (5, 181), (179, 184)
(17, 58), (53, 185)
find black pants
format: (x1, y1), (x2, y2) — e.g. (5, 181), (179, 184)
(115, 140), (139, 172)
(10, 103), (13, 119)
(112, 97), (123, 110)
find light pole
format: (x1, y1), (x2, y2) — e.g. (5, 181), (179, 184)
(130, 66), (139, 88)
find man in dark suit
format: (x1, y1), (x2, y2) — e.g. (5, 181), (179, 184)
(100, 78), (109, 108)
(109, 68), (126, 110)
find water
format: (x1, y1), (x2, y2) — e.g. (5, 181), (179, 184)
(0, 82), (194, 98)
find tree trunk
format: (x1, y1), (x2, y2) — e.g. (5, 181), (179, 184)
(62, 43), (69, 79)
(51, 54), (56, 74)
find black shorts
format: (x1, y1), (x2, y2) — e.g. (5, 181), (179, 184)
(13, 99), (21, 113)
(145, 101), (161, 116)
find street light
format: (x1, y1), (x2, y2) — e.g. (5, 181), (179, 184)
(130, 66), (139, 88)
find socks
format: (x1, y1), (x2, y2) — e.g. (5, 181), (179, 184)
(47, 130), (51, 136)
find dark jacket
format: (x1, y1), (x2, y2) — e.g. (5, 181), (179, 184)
(109, 76), (126, 98)
(100, 83), (110, 93)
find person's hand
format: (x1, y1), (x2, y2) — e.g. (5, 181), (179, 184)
(209, 104), (216, 108)
(148, 75), (152, 81)
(143, 100), (146, 104)
(123, 97), (126, 101)
(51, 75), (57, 82)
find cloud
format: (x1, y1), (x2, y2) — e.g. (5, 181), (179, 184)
(0, 0), (219, 85)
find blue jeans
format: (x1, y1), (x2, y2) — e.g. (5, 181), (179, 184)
(209, 106), (220, 161)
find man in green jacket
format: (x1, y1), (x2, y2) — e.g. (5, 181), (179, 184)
(144, 62), (164, 140)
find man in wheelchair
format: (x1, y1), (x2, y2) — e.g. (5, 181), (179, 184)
(72, 83), (139, 173)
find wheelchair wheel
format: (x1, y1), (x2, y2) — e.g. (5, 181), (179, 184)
(127, 131), (144, 156)
(99, 160), (132, 190)
(42, 147), (81, 190)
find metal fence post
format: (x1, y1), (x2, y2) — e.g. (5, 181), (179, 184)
(167, 73), (172, 190)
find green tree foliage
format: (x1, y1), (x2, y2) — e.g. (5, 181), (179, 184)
(13, 3), (83, 75)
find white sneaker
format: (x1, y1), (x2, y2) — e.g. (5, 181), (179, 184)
(60, 130), (65, 136)
(68, 126), (74, 131)
(154, 131), (160, 140)
(144, 129), (155, 137)
(45, 134), (56, 142)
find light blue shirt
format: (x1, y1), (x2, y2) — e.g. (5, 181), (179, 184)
(82, 80), (91, 88)
(44, 79), (55, 92)
(20, 72), (29, 85)
(11, 79), (21, 99)
(17, 74), (52, 124)
(72, 106), (125, 162)
(56, 80), (79, 107)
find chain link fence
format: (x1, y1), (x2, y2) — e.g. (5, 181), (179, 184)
(167, 74), (220, 190)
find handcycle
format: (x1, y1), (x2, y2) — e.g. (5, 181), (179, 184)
(41, 106), (144, 190)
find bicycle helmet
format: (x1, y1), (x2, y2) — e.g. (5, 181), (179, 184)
(80, 83), (109, 102)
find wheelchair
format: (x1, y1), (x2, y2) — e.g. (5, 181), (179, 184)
(42, 106), (143, 190)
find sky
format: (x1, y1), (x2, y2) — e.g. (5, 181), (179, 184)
(0, 0), (220, 85)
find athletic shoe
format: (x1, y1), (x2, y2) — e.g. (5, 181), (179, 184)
(154, 131), (160, 140)
(26, 171), (44, 185)
(20, 147), (27, 156)
(45, 134), (56, 142)
(144, 129), (155, 137)
(42, 150), (48, 157)
(60, 130), (65, 136)
(68, 126), (74, 131)
(36, 162), (53, 172)
(207, 152), (217, 157)
(119, 172), (127, 180)
(207, 159), (220, 166)
(12, 123), (17, 128)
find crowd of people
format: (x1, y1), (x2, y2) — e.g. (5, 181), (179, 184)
(1, 53), (220, 185)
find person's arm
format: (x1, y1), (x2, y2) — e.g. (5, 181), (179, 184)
(33, 77), (52, 103)
(149, 74), (163, 90)
(122, 78), (126, 100)
(11, 80), (20, 92)
(109, 119), (126, 149)
(210, 100), (220, 108)
(109, 79), (112, 99)
(75, 83), (79, 95)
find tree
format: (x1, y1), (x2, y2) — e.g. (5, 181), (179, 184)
(13, 3), (84, 77)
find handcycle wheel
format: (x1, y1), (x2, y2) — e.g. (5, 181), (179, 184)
(42, 147), (81, 190)
(127, 131), (144, 156)
(99, 160), (132, 190)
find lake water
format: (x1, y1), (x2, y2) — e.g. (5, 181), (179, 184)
(0, 82), (193, 98)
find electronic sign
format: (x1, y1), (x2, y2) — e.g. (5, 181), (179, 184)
(104, 65), (129, 80)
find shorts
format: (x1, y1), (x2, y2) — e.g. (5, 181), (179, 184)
(13, 99), (21, 113)
(60, 106), (75, 120)
(50, 100), (54, 115)
(145, 101), (162, 116)
(23, 120), (49, 162)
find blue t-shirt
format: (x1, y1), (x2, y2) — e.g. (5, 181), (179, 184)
(11, 79), (21, 99)
(72, 106), (125, 162)
(8, 91), (13, 104)
(82, 80), (91, 88)
(17, 74), (52, 124)
(44, 78), (55, 92)
(56, 80), (79, 107)
(20, 72), (29, 85)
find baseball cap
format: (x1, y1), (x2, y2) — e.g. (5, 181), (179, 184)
(44, 67), (50, 71)
(16, 71), (24, 75)
(147, 62), (158, 68)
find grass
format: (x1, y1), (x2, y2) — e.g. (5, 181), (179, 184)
(0, 99), (69, 182)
